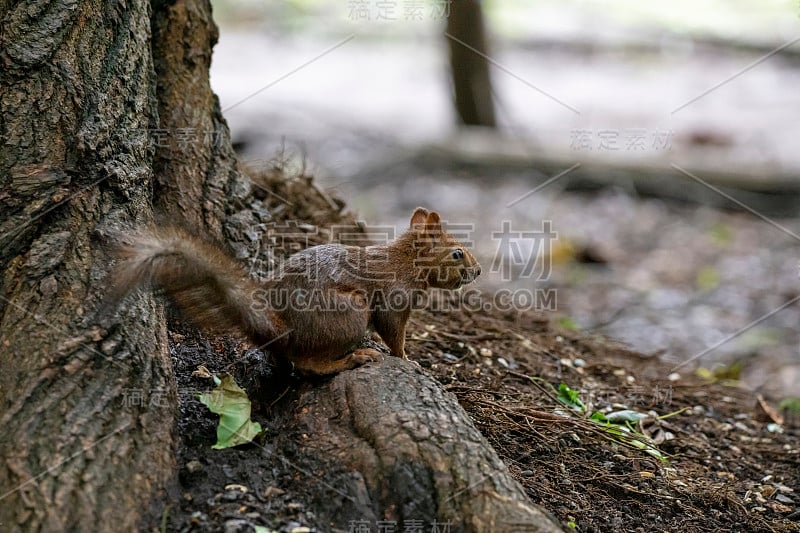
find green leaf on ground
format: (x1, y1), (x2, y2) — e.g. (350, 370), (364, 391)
(557, 383), (586, 412)
(604, 409), (649, 423)
(198, 374), (263, 449)
(553, 384), (667, 462)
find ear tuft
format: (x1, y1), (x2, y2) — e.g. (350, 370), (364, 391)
(410, 207), (430, 228)
(426, 211), (441, 228)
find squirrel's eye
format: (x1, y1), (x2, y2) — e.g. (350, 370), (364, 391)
(451, 248), (464, 260)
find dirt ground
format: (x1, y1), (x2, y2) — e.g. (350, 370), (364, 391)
(152, 170), (799, 533)
(159, 307), (800, 532)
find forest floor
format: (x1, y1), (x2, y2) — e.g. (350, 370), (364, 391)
(155, 171), (800, 533)
(160, 304), (800, 533)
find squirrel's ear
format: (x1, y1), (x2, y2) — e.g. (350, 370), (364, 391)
(425, 211), (442, 231)
(410, 207), (430, 229)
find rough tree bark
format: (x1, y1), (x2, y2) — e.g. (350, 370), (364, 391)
(271, 357), (562, 531)
(150, 0), (248, 241)
(0, 1), (175, 531)
(446, 0), (497, 127)
(1, 1), (559, 531)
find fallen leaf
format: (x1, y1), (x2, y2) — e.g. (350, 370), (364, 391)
(198, 374), (264, 449)
(754, 394), (784, 425)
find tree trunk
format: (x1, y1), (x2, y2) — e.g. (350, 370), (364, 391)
(0, 1), (175, 531)
(150, 0), (248, 242)
(1, 1), (558, 531)
(446, 0), (497, 127)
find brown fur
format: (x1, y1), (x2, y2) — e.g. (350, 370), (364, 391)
(106, 207), (480, 375)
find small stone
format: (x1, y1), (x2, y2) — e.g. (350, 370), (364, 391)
(662, 468), (678, 478)
(264, 486), (286, 498)
(497, 357), (509, 368)
(479, 347), (493, 357)
(222, 490), (243, 502)
(290, 528), (312, 533)
(668, 372), (681, 381)
(185, 460), (203, 474)
(520, 470), (535, 477)
(224, 519), (251, 533)
(573, 358), (586, 367)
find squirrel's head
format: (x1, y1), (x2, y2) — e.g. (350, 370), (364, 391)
(409, 207), (481, 290)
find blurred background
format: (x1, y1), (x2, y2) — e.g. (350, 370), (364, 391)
(209, 0), (800, 397)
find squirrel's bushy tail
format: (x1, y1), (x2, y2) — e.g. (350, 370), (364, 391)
(104, 228), (277, 345)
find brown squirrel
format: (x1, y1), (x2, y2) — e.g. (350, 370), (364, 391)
(107, 207), (481, 375)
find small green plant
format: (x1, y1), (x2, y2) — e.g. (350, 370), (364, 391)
(556, 382), (667, 462)
(557, 383), (586, 411)
(590, 411), (666, 461)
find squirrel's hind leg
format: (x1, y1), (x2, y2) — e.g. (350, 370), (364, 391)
(293, 348), (382, 376)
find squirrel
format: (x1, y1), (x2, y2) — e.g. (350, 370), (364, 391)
(106, 207), (481, 375)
